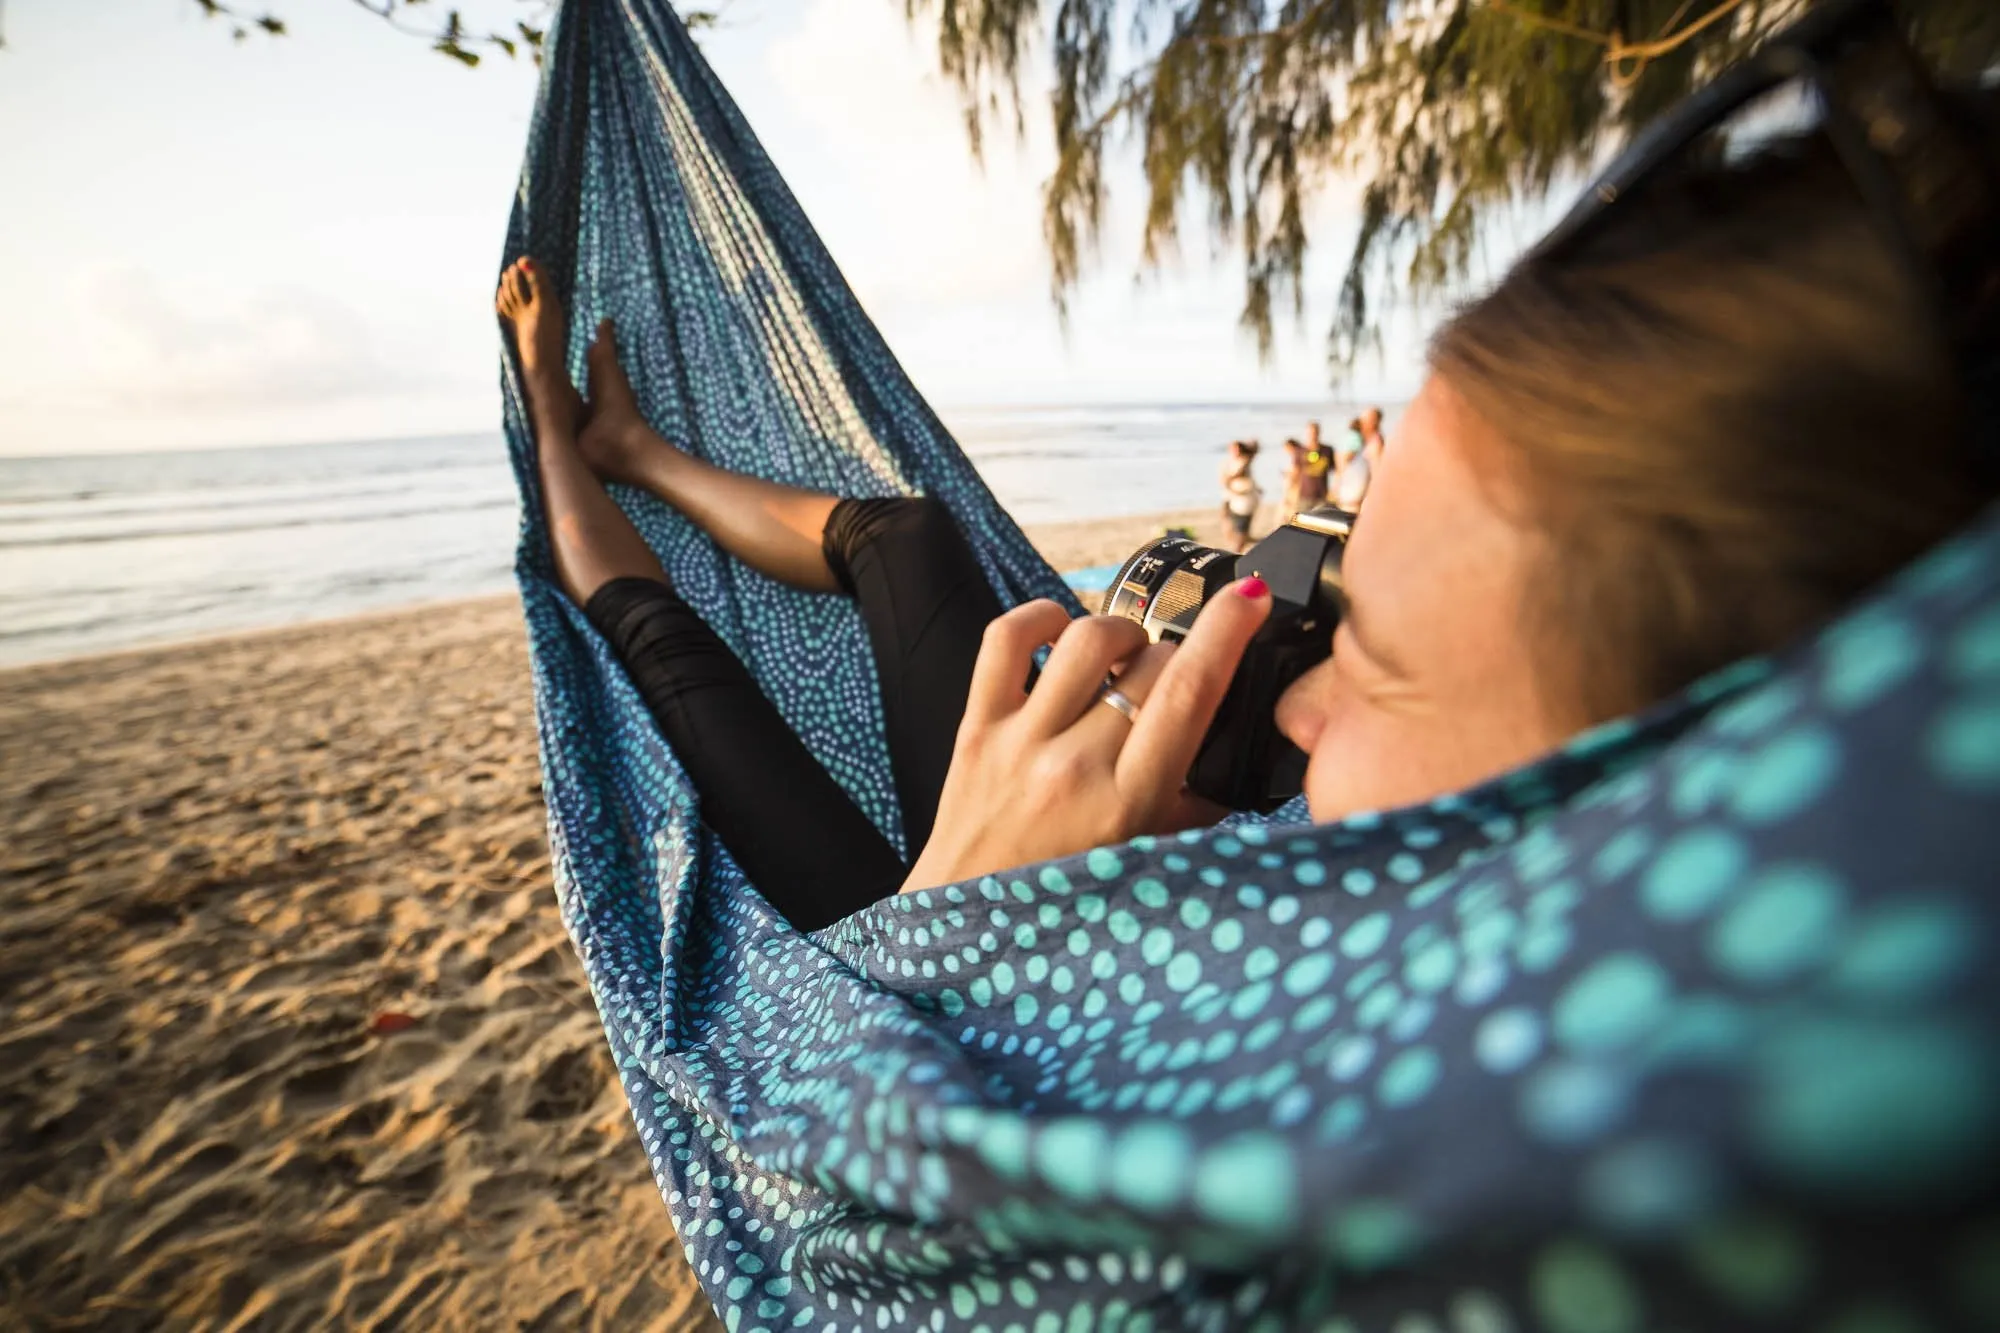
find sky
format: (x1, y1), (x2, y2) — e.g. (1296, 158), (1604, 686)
(0, 0), (1431, 456)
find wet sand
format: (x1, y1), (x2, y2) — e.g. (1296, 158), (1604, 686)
(0, 506), (1242, 1331)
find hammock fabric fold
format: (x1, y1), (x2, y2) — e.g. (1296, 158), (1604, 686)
(501, 2), (2000, 1327)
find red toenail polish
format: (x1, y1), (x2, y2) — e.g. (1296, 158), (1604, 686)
(1238, 576), (1268, 599)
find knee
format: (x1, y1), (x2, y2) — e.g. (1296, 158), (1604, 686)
(845, 495), (954, 544)
(824, 496), (964, 586)
(585, 578), (721, 674)
(889, 496), (958, 546)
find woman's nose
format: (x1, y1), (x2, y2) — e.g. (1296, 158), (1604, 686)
(1275, 656), (1337, 752)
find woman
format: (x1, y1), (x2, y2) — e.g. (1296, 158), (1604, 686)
(1296, 419), (1332, 512)
(498, 121), (1990, 928)
(1217, 439), (1262, 553)
(1279, 420), (1332, 521)
(1332, 416), (1372, 511)
(1275, 436), (1306, 521)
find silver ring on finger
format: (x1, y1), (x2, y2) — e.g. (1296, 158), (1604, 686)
(1097, 681), (1141, 724)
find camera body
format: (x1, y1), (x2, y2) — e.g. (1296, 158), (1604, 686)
(1098, 507), (1352, 811)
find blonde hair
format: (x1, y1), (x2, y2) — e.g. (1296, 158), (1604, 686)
(1432, 131), (1990, 721)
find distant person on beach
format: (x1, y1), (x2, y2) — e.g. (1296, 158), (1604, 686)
(1358, 405), (1388, 460)
(1358, 405), (1388, 479)
(1331, 416), (1366, 508)
(498, 105), (1992, 916)
(1336, 438), (1368, 510)
(1334, 407), (1387, 510)
(1277, 437), (1305, 519)
(1339, 416), (1365, 457)
(1278, 429), (1329, 521)
(1217, 440), (1262, 553)
(1297, 420), (1330, 512)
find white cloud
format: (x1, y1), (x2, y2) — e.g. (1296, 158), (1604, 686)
(75, 265), (415, 409)
(0, 262), (496, 455)
(763, 0), (1052, 312)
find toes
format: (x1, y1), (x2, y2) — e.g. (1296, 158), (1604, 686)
(500, 257), (542, 309)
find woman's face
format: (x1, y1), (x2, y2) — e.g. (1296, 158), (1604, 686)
(1276, 374), (1586, 822)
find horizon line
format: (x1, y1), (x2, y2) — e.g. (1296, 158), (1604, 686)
(0, 396), (1415, 464)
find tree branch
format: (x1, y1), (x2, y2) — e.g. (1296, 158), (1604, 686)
(183, 0), (557, 66)
(1484, 0), (1761, 87)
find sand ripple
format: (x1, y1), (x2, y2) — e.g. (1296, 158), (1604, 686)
(0, 599), (719, 1332)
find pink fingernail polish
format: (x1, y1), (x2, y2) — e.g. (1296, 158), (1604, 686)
(1238, 576), (1268, 599)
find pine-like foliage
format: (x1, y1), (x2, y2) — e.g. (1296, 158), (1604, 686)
(913, 0), (2000, 369)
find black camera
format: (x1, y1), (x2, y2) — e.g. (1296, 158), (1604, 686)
(1098, 507), (1352, 812)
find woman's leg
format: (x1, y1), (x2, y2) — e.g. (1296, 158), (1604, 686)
(499, 259), (664, 603)
(574, 324), (1002, 859)
(577, 325), (842, 594)
(819, 498), (1003, 860)
(582, 577), (907, 927)
(497, 260), (904, 928)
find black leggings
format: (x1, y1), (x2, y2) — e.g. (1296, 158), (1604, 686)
(584, 497), (1001, 930)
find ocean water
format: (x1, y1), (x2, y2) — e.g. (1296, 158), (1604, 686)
(0, 403), (1379, 665)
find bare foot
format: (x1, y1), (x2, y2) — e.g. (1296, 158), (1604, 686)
(577, 319), (681, 488)
(495, 257), (584, 429)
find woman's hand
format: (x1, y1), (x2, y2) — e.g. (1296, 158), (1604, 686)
(902, 578), (1273, 893)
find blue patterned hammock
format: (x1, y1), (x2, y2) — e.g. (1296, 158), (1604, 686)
(502, 2), (2000, 1327)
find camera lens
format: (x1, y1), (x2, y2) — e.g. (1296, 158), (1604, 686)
(1097, 537), (1242, 643)
(1097, 511), (1352, 811)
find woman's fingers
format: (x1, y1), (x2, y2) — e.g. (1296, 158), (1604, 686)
(1072, 638), (1176, 746)
(1023, 615), (1150, 735)
(1116, 578), (1272, 796)
(964, 599), (1074, 724)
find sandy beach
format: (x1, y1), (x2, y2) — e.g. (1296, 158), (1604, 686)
(0, 506), (1241, 1331)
